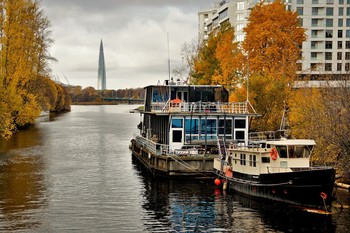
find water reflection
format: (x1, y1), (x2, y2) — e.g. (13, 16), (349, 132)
(0, 151), (47, 231)
(134, 159), (342, 233)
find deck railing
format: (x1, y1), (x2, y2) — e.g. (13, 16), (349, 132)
(135, 135), (170, 155)
(150, 101), (249, 114)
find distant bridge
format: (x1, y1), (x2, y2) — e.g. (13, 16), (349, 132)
(102, 97), (144, 103)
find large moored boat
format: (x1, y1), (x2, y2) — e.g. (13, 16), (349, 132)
(130, 79), (256, 178)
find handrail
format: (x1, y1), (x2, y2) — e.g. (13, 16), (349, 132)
(150, 101), (249, 114)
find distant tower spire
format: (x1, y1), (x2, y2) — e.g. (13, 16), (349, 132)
(97, 39), (106, 90)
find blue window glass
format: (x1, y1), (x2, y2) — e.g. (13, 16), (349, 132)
(201, 119), (217, 135)
(185, 119), (199, 134)
(172, 119), (183, 128)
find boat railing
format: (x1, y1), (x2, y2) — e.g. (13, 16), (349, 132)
(135, 135), (170, 155)
(150, 101), (249, 114)
(249, 131), (277, 142)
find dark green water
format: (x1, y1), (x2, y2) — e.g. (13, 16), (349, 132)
(0, 105), (348, 232)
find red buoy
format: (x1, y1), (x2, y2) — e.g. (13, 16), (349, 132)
(214, 178), (221, 186)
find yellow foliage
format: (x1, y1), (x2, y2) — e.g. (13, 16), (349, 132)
(0, 0), (64, 139)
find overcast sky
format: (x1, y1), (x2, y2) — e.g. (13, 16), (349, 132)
(41, 0), (214, 90)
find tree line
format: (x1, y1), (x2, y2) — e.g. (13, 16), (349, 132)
(185, 1), (349, 181)
(0, 0), (70, 139)
(68, 86), (144, 103)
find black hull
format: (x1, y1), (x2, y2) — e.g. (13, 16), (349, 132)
(223, 168), (336, 212)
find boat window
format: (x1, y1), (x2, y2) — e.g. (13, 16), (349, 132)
(288, 145), (314, 158)
(235, 119), (246, 128)
(219, 119), (232, 135)
(172, 119), (183, 128)
(262, 157), (270, 163)
(276, 146), (287, 158)
(152, 87), (169, 102)
(240, 153), (246, 165)
(172, 130), (182, 143)
(200, 119), (217, 135)
(235, 131), (245, 141)
(304, 145), (313, 158)
(249, 154), (257, 167)
(185, 119), (199, 134)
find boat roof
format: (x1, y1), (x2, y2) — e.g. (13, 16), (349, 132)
(267, 139), (316, 146)
(144, 84), (224, 89)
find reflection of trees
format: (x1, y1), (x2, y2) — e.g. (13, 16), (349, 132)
(0, 153), (47, 231)
(0, 126), (47, 231)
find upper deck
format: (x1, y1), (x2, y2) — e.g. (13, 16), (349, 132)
(143, 82), (252, 115)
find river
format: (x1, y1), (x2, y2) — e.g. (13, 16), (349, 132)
(0, 105), (349, 232)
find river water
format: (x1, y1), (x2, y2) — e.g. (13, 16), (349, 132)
(0, 105), (349, 232)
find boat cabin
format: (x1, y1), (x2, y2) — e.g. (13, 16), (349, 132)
(217, 138), (316, 179)
(139, 80), (255, 154)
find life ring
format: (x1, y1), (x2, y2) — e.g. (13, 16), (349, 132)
(270, 148), (278, 160)
(320, 192), (327, 200)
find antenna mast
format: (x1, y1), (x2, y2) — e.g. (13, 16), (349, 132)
(167, 32), (171, 80)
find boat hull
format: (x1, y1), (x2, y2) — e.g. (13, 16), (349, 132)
(130, 139), (215, 179)
(222, 168), (336, 212)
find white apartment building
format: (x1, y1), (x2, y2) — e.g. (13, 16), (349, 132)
(198, 0), (350, 78)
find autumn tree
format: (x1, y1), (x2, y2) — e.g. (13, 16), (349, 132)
(234, 0), (306, 131)
(0, 0), (64, 139)
(289, 78), (350, 181)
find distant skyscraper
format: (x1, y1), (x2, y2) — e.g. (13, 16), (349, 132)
(97, 40), (106, 90)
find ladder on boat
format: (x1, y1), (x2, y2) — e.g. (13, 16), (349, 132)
(217, 138), (227, 159)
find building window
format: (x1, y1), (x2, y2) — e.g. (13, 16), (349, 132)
(236, 24), (244, 31)
(347, 7), (350, 16)
(297, 7), (304, 16)
(326, 19), (333, 27)
(346, 63), (350, 71)
(338, 41), (343, 49)
(326, 7), (334, 16)
(297, 0), (304, 3)
(299, 18), (303, 26)
(326, 30), (333, 38)
(339, 7), (344, 15)
(311, 52), (317, 59)
(347, 30), (350, 38)
(337, 52), (342, 60)
(339, 19), (343, 27)
(337, 63), (342, 71)
(325, 63), (332, 71)
(236, 34), (244, 42)
(339, 0), (344, 3)
(311, 63), (318, 70)
(327, 0), (334, 3)
(325, 52), (332, 60)
(311, 41), (317, 49)
(237, 2), (244, 11)
(338, 30), (343, 38)
(347, 19), (350, 27)
(312, 7), (318, 15)
(325, 41), (333, 49)
(346, 52), (350, 60)
(311, 30), (318, 38)
(312, 19), (318, 27)
(237, 13), (244, 21)
(312, 0), (318, 3)
(346, 41), (350, 48)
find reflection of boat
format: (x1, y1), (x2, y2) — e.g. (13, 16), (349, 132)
(213, 131), (336, 213)
(130, 79), (255, 178)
